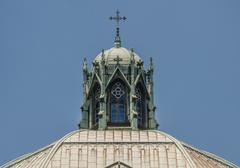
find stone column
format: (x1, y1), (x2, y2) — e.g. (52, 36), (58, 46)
(99, 50), (107, 129)
(130, 49), (138, 130)
(147, 57), (158, 129)
(80, 58), (89, 129)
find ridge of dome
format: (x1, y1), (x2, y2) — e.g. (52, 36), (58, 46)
(94, 47), (142, 65)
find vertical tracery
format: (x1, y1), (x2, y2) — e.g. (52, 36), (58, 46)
(93, 84), (101, 128)
(136, 84), (145, 128)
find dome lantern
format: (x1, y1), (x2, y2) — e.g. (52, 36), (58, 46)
(79, 11), (158, 130)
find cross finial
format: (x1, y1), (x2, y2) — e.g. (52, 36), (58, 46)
(109, 9), (127, 27)
(109, 10), (126, 48)
(114, 55), (123, 65)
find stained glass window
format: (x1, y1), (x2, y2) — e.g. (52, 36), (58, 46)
(136, 85), (144, 128)
(110, 82), (126, 123)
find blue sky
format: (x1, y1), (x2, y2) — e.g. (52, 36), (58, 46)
(0, 0), (239, 166)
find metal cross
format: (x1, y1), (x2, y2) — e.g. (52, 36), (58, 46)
(109, 10), (127, 27)
(114, 55), (123, 65)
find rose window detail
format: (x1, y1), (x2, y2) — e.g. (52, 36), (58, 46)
(111, 82), (125, 99)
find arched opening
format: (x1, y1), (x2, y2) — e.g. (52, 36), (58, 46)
(92, 83), (101, 128)
(136, 84), (145, 128)
(108, 80), (128, 125)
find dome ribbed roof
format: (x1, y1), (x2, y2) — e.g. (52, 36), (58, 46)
(94, 47), (141, 65)
(1, 130), (237, 168)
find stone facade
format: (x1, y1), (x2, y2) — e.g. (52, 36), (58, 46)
(1, 130), (237, 168)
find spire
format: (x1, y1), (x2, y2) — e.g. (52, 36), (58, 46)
(83, 57), (88, 72)
(109, 10), (127, 48)
(101, 49), (105, 63)
(149, 57), (154, 71)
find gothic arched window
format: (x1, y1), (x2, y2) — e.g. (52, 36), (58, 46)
(136, 85), (145, 128)
(110, 81), (127, 124)
(93, 84), (101, 128)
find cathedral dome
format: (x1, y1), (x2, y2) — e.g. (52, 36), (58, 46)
(94, 47), (142, 65)
(1, 130), (237, 168)
(2, 11), (238, 168)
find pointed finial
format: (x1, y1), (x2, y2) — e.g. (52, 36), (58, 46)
(150, 57), (153, 65)
(101, 49), (105, 62)
(130, 48), (135, 63)
(109, 10), (127, 48)
(83, 57), (88, 71)
(149, 57), (154, 72)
